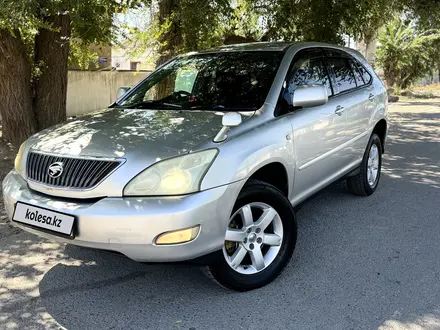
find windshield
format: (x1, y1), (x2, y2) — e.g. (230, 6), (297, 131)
(117, 51), (283, 111)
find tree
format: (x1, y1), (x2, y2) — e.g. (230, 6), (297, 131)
(429, 40), (440, 83)
(224, 0), (266, 44)
(0, 0), (142, 146)
(127, 0), (401, 67)
(407, 0), (440, 83)
(377, 16), (440, 89)
(147, 0), (232, 67)
(0, 2), (39, 145)
(257, 0), (400, 44)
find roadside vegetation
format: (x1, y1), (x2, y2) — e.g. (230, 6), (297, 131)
(377, 16), (440, 92)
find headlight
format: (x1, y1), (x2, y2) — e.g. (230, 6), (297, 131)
(14, 142), (27, 178)
(123, 149), (218, 196)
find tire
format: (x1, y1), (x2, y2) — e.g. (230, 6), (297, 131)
(202, 179), (297, 291)
(347, 133), (382, 196)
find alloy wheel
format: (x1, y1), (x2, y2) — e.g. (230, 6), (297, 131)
(367, 144), (380, 187)
(222, 202), (284, 275)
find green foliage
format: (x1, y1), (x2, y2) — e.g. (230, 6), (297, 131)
(125, 0), (232, 66)
(402, 0), (440, 28)
(70, 0), (143, 44)
(178, 0), (231, 51)
(0, 0), (144, 63)
(0, 1), (39, 31)
(227, 0), (266, 41)
(68, 40), (99, 70)
(377, 16), (440, 89)
(342, 0), (399, 41)
(406, 0), (440, 79)
(255, 0), (399, 44)
(125, 0), (405, 65)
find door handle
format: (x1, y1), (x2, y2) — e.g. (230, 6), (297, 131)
(368, 93), (375, 101)
(335, 106), (345, 116)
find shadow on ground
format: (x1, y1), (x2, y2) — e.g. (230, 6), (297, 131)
(1, 106), (440, 330)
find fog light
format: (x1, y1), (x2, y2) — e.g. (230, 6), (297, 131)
(155, 225), (200, 245)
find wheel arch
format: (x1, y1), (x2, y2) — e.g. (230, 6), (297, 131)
(372, 119), (387, 153)
(245, 161), (290, 197)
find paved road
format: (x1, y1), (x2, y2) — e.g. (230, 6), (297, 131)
(1, 100), (440, 330)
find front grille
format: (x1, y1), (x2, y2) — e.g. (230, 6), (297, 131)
(26, 152), (121, 189)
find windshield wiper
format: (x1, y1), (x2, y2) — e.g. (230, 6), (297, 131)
(120, 100), (183, 109)
(189, 105), (257, 111)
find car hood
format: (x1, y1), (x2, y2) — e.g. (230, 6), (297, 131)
(28, 107), (226, 160)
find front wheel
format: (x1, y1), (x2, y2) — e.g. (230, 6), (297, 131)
(202, 180), (297, 291)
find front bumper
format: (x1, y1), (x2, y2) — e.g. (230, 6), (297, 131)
(2, 170), (243, 262)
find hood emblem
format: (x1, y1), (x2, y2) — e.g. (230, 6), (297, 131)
(48, 162), (64, 179)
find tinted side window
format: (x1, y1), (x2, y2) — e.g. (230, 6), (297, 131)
(357, 63), (372, 85)
(327, 57), (357, 93)
(284, 51), (332, 105)
(349, 59), (364, 87)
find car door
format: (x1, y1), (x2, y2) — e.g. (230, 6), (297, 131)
(324, 49), (375, 163)
(280, 48), (349, 204)
(345, 57), (376, 159)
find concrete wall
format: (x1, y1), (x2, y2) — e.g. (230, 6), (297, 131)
(66, 70), (151, 117)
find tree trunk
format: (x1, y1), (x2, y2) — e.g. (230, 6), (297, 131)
(155, 0), (183, 68)
(0, 30), (37, 146)
(33, 13), (71, 130)
(152, 0), (183, 99)
(438, 65), (440, 83)
(363, 38), (369, 60)
(383, 61), (397, 88)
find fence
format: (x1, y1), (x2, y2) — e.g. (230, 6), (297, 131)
(66, 70), (151, 117)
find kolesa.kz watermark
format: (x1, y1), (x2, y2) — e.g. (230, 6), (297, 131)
(25, 208), (62, 227)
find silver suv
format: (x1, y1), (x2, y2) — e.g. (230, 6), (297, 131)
(3, 42), (388, 291)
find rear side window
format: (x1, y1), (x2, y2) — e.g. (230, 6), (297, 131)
(326, 57), (357, 94)
(349, 59), (364, 87)
(356, 62), (372, 85)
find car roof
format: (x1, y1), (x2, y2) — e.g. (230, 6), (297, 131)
(202, 42), (293, 52)
(190, 41), (355, 54)
(178, 41), (369, 68)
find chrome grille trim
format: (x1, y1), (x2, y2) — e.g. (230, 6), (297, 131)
(26, 152), (122, 189)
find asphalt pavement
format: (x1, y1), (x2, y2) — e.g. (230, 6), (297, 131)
(1, 100), (440, 330)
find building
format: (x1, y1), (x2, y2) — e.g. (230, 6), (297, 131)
(111, 46), (154, 71)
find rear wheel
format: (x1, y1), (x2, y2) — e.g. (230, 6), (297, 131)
(202, 180), (297, 291)
(347, 133), (382, 196)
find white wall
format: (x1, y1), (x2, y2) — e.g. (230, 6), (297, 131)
(66, 70), (151, 117)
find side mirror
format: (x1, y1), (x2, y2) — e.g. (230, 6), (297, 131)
(222, 112), (242, 127)
(116, 86), (131, 100)
(292, 85), (328, 108)
(213, 112), (243, 143)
